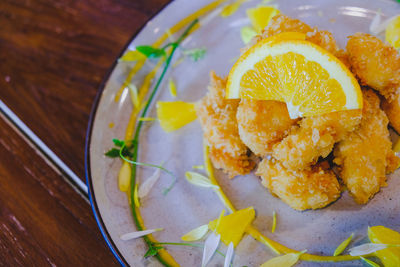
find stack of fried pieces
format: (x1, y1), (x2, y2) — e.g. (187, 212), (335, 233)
(196, 15), (400, 211)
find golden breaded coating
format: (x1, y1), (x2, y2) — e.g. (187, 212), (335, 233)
(196, 71), (255, 177)
(273, 109), (362, 170)
(236, 99), (298, 156)
(381, 91), (400, 134)
(259, 14), (339, 55)
(334, 90), (399, 204)
(306, 28), (339, 55)
(347, 33), (400, 100)
(262, 14), (312, 37)
(256, 158), (341, 210)
(209, 147), (255, 178)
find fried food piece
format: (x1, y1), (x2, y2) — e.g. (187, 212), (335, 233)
(382, 93), (400, 133)
(347, 33), (400, 100)
(196, 71), (255, 177)
(259, 14), (339, 55)
(256, 158), (340, 210)
(236, 99), (298, 156)
(334, 90), (399, 204)
(273, 109), (362, 170)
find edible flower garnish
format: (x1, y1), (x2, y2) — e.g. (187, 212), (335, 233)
(136, 45), (167, 59)
(349, 243), (399, 256)
(224, 242), (234, 267)
(156, 101), (197, 132)
(185, 171), (219, 189)
(118, 50), (146, 62)
(246, 6), (280, 33)
(138, 168), (161, 198)
(209, 207), (255, 247)
(125, 82), (140, 109)
(240, 26), (257, 44)
(260, 250), (306, 267)
(120, 228), (163, 241)
(271, 211), (277, 233)
(360, 257), (380, 267)
(368, 225), (400, 266)
(220, 0), (246, 18)
(386, 15), (400, 49)
(118, 161), (131, 192)
(183, 48), (207, 62)
(181, 224), (209, 242)
(202, 210), (224, 267)
(168, 78), (177, 97)
(333, 233), (354, 256)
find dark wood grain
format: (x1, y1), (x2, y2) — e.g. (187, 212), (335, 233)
(0, 116), (119, 266)
(0, 0), (171, 180)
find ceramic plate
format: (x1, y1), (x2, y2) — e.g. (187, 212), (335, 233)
(85, 0), (400, 266)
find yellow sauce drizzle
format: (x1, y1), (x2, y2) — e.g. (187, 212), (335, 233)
(115, 0), (228, 103)
(203, 144), (360, 263)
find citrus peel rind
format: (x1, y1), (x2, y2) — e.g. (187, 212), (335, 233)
(226, 33), (363, 119)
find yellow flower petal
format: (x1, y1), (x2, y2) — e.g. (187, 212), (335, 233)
(386, 15), (400, 49)
(246, 6), (280, 33)
(220, 0), (245, 18)
(333, 233), (354, 256)
(119, 50), (146, 62)
(118, 161), (131, 192)
(260, 250), (306, 267)
(185, 171), (219, 189)
(209, 207), (255, 247)
(240, 26), (257, 44)
(368, 226), (400, 266)
(156, 101), (197, 132)
(271, 211), (277, 233)
(181, 224), (209, 241)
(169, 78), (177, 97)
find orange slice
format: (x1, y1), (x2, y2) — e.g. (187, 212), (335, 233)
(226, 32), (362, 119)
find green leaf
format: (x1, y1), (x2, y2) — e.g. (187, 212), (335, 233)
(121, 146), (133, 158)
(105, 148), (121, 158)
(144, 245), (163, 257)
(183, 48), (206, 61)
(136, 45), (166, 58)
(112, 138), (125, 147)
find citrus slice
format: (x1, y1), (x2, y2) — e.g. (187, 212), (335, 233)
(226, 32), (363, 119)
(368, 226), (400, 267)
(386, 15), (400, 49)
(247, 6), (280, 33)
(208, 207), (255, 247)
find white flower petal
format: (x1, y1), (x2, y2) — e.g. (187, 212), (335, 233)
(224, 242), (234, 267)
(370, 15), (397, 35)
(120, 228), (163, 241)
(349, 243), (391, 256)
(181, 224), (209, 242)
(185, 171), (219, 189)
(202, 232), (221, 267)
(370, 12), (381, 34)
(138, 168), (161, 198)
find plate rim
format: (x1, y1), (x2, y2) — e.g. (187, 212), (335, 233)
(84, 1), (173, 266)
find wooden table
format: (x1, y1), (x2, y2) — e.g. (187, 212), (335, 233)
(0, 0), (170, 265)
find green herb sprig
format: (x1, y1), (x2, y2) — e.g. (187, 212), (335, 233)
(108, 19), (200, 266)
(144, 242), (226, 258)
